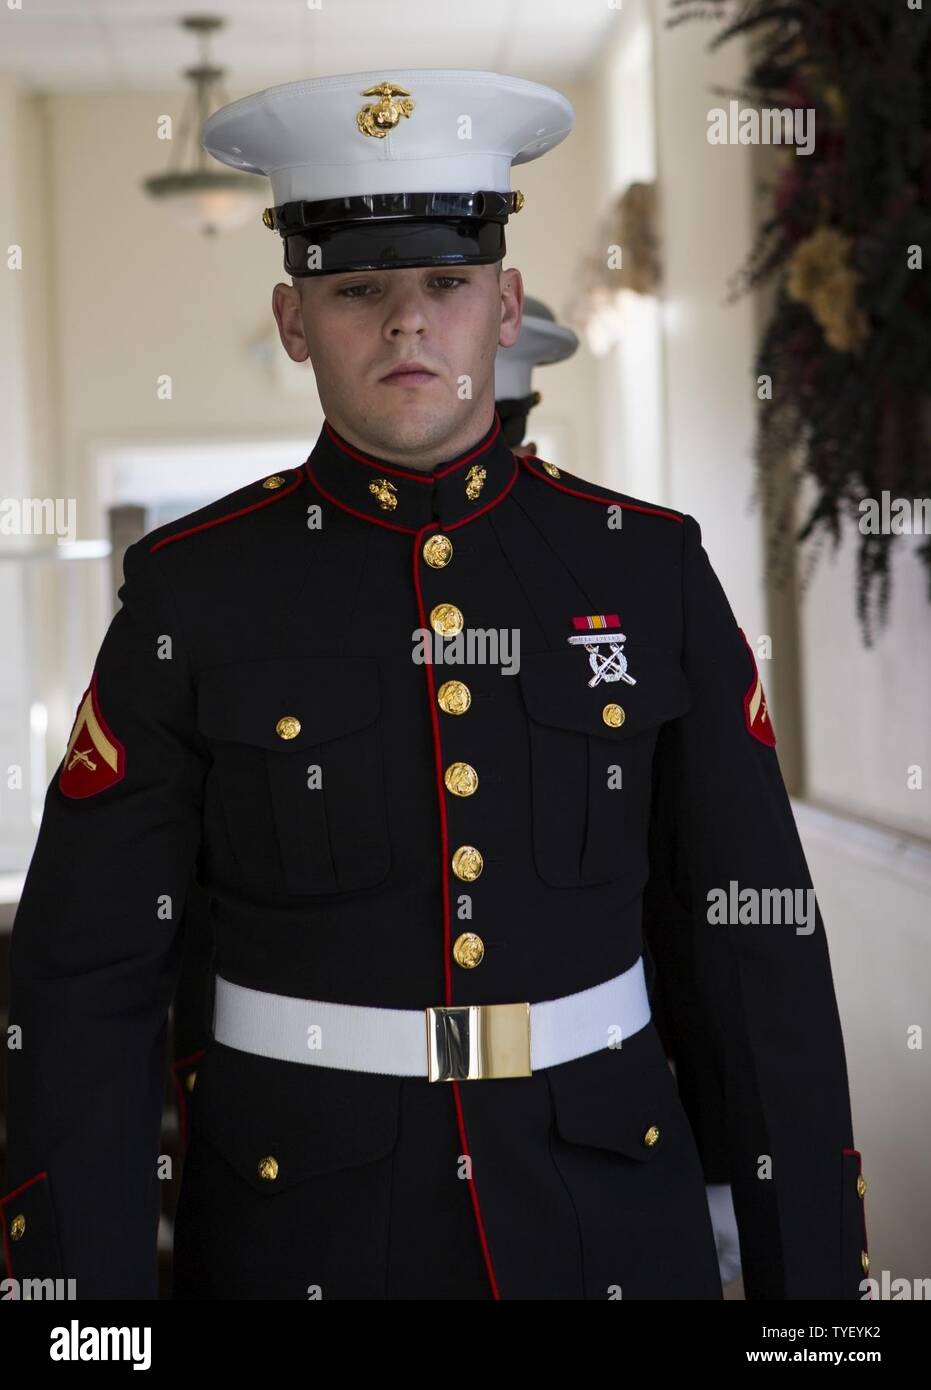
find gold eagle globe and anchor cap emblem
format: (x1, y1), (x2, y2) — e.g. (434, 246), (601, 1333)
(356, 82), (416, 139)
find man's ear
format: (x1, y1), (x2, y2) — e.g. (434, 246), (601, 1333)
(498, 266), (523, 351)
(271, 281), (310, 363)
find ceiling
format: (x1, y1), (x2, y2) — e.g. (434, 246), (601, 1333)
(0, 0), (614, 93)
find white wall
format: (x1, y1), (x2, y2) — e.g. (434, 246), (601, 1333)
(802, 525), (931, 840)
(636, 1), (931, 1289)
(650, 8), (763, 647)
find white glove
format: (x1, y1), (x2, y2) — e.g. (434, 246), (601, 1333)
(706, 1182), (742, 1286)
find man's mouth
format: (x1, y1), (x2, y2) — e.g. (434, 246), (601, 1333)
(380, 363), (438, 384)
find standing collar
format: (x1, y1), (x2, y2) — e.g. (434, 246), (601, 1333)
(304, 409), (518, 533)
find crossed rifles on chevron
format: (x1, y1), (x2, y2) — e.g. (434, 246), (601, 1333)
(67, 748), (97, 772)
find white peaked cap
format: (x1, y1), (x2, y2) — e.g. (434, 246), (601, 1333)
(496, 297), (580, 400)
(202, 69), (575, 208)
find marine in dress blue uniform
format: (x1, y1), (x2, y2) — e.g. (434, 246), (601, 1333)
(1, 68), (869, 1301)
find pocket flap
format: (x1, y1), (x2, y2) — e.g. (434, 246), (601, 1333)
(547, 1029), (684, 1161)
(518, 645), (690, 738)
(196, 656), (380, 749)
(189, 1042), (402, 1192)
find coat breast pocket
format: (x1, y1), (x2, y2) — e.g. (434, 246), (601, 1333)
(196, 655), (392, 896)
(517, 645), (691, 889)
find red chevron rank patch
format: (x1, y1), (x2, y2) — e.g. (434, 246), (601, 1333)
(58, 672), (126, 798)
(739, 628), (776, 747)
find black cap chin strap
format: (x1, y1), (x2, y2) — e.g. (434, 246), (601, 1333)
(264, 189), (523, 278)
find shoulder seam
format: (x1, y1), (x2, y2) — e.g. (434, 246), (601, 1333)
(148, 468), (305, 553)
(519, 455), (684, 524)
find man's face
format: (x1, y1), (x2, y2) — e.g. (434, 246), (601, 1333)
(271, 260), (523, 467)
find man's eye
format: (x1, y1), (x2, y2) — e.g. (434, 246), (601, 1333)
(337, 276), (467, 299)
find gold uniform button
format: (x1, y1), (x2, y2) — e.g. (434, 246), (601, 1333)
(275, 715), (301, 740)
(444, 762), (478, 796)
(642, 1125), (661, 1148)
(861, 1249), (870, 1275)
(857, 1174), (867, 1199)
(258, 1155), (279, 1182)
(602, 703), (625, 728)
(262, 474), (286, 489)
(423, 533), (453, 568)
(451, 845), (483, 881)
(542, 461), (560, 478)
(437, 680), (471, 715)
(430, 602), (464, 636)
(9, 1213), (26, 1241)
(185, 1069), (197, 1092)
(453, 932), (485, 968)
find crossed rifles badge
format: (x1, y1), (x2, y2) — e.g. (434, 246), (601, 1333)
(567, 614), (637, 688)
(58, 673), (126, 798)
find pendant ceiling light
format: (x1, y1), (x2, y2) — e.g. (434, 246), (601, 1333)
(143, 14), (265, 235)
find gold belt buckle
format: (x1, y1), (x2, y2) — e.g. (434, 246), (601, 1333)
(425, 1000), (532, 1082)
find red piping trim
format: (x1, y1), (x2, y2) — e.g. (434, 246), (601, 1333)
(171, 1047), (207, 1157)
(304, 452), (519, 534)
(306, 461), (420, 534)
(519, 454), (684, 524)
(451, 1080), (503, 1299)
(323, 414), (503, 481)
(410, 520), (502, 1301)
(149, 469), (304, 552)
(444, 457), (519, 530)
(1, 1169), (49, 1281)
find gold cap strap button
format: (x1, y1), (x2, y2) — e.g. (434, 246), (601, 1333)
(451, 845), (483, 881)
(437, 680), (471, 715)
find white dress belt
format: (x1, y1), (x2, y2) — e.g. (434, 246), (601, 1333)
(211, 955), (651, 1080)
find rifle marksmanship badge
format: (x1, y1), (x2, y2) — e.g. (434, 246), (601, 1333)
(58, 672), (126, 798)
(567, 614), (637, 688)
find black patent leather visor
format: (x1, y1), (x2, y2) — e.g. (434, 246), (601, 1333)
(283, 217), (506, 277)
